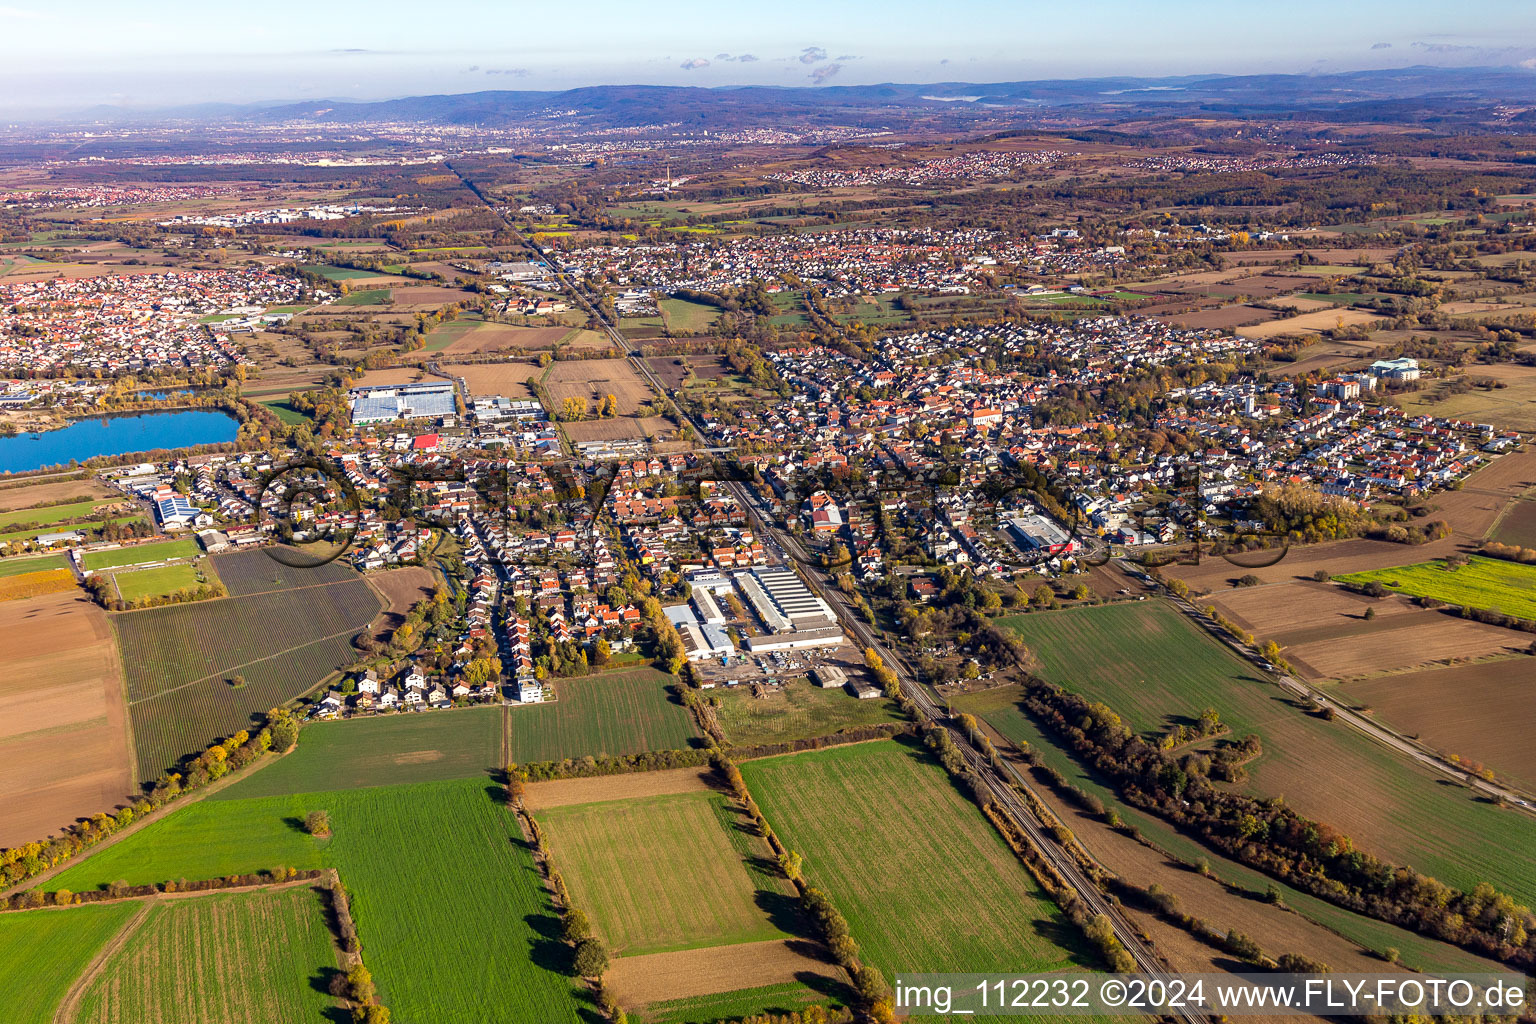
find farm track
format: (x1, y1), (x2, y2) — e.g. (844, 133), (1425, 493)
(0, 744), (298, 900)
(51, 899), (152, 1024)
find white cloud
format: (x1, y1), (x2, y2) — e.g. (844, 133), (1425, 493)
(798, 46), (827, 65)
(810, 62), (842, 83)
(680, 57), (710, 70)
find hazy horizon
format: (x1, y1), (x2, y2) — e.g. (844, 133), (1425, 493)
(2, 0), (1535, 116)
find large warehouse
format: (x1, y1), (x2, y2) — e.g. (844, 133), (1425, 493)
(350, 382), (457, 424)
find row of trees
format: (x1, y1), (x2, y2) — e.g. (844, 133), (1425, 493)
(1, 707), (299, 888)
(1020, 680), (1536, 967)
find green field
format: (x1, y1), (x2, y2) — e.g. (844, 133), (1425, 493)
(996, 600), (1536, 905)
(258, 399), (311, 425)
(637, 982), (833, 1024)
(0, 901), (142, 1024)
(115, 574), (381, 778)
(739, 742), (1089, 988)
(1298, 291), (1369, 305)
(0, 498), (108, 531)
(50, 778), (589, 1023)
(337, 287), (392, 305)
(421, 318), (478, 350)
(658, 297), (722, 333)
(713, 679), (906, 747)
(509, 669), (699, 763)
(216, 706), (504, 799)
(111, 562), (202, 601)
(535, 790), (793, 957)
(70, 887), (342, 1024)
(310, 265), (396, 281)
(0, 515), (144, 543)
(83, 538), (200, 571)
(1337, 556), (1536, 620)
(0, 552), (67, 577)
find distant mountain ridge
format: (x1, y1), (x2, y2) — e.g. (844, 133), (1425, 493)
(76, 66), (1536, 128)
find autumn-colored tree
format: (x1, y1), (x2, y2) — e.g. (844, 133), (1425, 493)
(571, 937), (609, 978)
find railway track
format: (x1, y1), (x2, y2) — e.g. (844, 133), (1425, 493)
(445, 173), (1210, 1017)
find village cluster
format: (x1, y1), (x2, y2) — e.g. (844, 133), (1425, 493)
(763, 148), (1069, 187)
(0, 268), (300, 374)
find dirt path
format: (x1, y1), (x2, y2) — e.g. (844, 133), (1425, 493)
(51, 898), (153, 1024)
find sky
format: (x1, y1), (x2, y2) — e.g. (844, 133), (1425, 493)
(2, 0), (1535, 114)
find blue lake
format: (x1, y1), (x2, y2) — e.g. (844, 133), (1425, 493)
(0, 410), (240, 474)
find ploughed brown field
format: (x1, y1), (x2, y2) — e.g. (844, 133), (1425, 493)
(1204, 583), (1521, 681)
(1340, 660), (1536, 791)
(1152, 304), (1281, 330)
(365, 566), (437, 641)
(441, 361), (540, 399)
(521, 766), (714, 810)
(562, 417), (666, 442)
(0, 591), (133, 846)
(350, 366), (433, 389)
(604, 938), (844, 1013)
(0, 477), (114, 512)
(440, 324), (571, 354)
(544, 357), (657, 415)
(1237, 307), (1381, 338)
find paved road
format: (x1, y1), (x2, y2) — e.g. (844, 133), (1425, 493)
(518, 237), (1213, 1020)
(448, 173), (1214, 1012)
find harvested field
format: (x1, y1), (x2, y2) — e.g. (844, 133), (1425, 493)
(441, 360), (540, 398)
(214, 706), (504, 799)
(607, 940), (844, 1020)
(437, 322), (571, 354)
(1238, 308), (1382, 338)
(1493, 498), (1536, 548)
(0, 477), (112, 512)
(0, 591), (132, 846)
(739, 741), (1088, 986)
(563, 416), (665, 441)
(1202, 582), (1519, 680)
(1339, 660), (1536, 791)
(68, 886), (343, 1024)
(522, 766), (714, 810)
(351, 366), (432, 389)
(544, 358), (656, 415)
(366, 564), (436, 638)
(713, 679), (906, 747)
(387, 284), (478, 305)
(998, 600), (1536, 905)
(956, 687), (1508, 976)
(644, 356), (693, 389)
(1151, 304), (1279, 330)
(534, 790), (794, 956)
